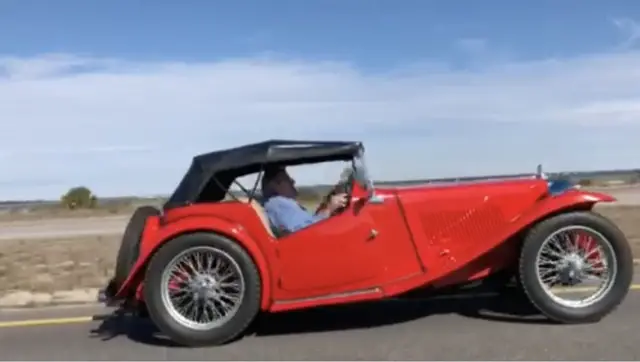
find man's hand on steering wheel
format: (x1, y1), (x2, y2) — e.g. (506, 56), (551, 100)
(328, 193), (348, 215)
(316, 181), (343, 210)
(315, 192), (348, 217)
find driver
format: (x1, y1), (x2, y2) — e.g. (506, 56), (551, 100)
(261, 166), (348, 234)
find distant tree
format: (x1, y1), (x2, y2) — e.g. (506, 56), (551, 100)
(60, 186), (98, 210)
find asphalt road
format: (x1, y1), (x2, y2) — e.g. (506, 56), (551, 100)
(1, 280), (639, 360)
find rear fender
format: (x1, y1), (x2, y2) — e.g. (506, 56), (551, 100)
(115, 215), (273, 310)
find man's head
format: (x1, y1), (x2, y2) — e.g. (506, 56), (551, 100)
(261, 166), (297, 198)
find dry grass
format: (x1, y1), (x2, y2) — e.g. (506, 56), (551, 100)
(0, 205), (638, 296)
(0, 235), (121, 296)
(0, 206), (137, 222)
(0, 198), (167, 222)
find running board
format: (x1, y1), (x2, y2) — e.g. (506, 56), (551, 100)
(270, 287), (383, 312)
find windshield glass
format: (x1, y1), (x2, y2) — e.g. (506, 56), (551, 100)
(352, 150), (374, 191)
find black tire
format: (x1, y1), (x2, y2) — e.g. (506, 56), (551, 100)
(143, 232), (262, 347)
(112, 206), (161, 290)
(518, 210), (634, 323)
(135, 302), (150, 318)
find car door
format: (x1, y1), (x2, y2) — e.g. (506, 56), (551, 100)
(273, 201), (384, 300)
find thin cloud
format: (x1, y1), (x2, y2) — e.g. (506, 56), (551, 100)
(454, 38), (488, 54)
(613, 17), (640, 49)
(0, 145), (155, 158)
(1, 44), (640, 199)
(0, 53), (123, 80)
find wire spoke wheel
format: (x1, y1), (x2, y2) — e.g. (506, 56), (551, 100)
(160, 246), (246, 331)
(535, 225), (617, 308)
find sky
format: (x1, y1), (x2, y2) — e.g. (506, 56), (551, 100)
(1, 0), (640, 200)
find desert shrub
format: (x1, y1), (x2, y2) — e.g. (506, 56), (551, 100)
(60, 186), (98, 210)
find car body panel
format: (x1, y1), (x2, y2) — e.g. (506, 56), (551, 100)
(379, 183), (617, 295)
(115, 203), (278, 310)
(111, 176), (618, 313)
(274, 207), (382, 297)
(273, 184), (424, 303)
(387, 179), (549, 285)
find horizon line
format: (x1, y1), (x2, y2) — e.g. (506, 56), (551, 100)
(2, 167), (638, 205)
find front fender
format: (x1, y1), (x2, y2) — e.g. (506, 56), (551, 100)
(116, 215), (273, 310)
(513, 189), (617, 228)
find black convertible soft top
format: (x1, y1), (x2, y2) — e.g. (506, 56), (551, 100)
(164, 139), (362, 208)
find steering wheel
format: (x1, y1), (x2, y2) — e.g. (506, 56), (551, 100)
(316, 174), (353, 216)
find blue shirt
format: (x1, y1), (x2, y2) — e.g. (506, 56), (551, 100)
(262, 195), (327, 234)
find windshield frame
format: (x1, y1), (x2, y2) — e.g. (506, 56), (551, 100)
(212, 147), (374, 205)
(351, 148), (375, 193)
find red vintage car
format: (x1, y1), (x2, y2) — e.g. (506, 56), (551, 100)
(100, 140), (634, 347)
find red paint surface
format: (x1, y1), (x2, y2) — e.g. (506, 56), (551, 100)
(114, 178), (617, 312)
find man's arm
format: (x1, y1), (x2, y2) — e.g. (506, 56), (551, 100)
(264, 196), (328, 233)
